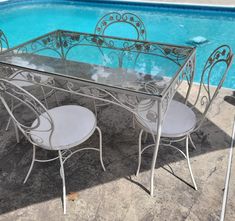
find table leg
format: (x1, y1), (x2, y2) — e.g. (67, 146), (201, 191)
(185, 53), (196, 104)
(150, 100), (162, 196)
(150, 127), (161, 196)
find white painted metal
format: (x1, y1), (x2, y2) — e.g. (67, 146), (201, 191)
(0, 79), (105, 214)
(9, 71), (52, 87)
(0, 29), (197, 196)
(92, 12), (147, 116)
(185, 135), (197, 190)
(135, 45), (233, 192)
(5, 70), (59, 135)
(220, 116), (235, 221)
(0, 29), (59, 138)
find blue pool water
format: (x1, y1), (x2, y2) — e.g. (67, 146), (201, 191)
(0, 0), (235, 89)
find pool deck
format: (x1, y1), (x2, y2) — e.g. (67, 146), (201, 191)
(0, 1), (235, 221)
(0, 81), (234, 221)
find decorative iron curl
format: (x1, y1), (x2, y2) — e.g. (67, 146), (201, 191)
(0, 79), (55, 149)
(66, 80), (144, 112)
(193, 45), (233, 109)
(95, 12), (146, 40)
(54, 30), (193, 69)
(94, 12), (147, 50)
(188, 45), (233, 132)
(16, 32), (63, 58)
(200, 95), (209, 107)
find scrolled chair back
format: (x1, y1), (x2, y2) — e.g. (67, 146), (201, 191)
(192, 45), (233, 129)
(0, 79), (54, 149)
(0, 29), (9, 52)
(94, 12), (147, 41)
(94, 12), (147, 68)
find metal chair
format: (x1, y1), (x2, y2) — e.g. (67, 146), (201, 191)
(135, 45), (234, 190)
(0, 29), (59, 141)
(94, 12), (146, 40)
(0, 79), (105, 214)
(93, 12), (147, 116)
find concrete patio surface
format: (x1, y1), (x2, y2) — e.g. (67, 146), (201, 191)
(0, 80), (234, 221)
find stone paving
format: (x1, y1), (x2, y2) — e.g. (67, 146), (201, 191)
(0, 80), (234, 221)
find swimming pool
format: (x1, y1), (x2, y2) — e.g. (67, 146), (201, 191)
(0, 0), (234, 89)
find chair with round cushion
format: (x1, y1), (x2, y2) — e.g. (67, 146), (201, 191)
(135, 45), (233, 191)
(0, 79), (105, 214)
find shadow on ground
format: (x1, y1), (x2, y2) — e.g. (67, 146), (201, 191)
(0, 89), (234, 218)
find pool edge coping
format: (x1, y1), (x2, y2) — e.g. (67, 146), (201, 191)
(109, 0), (235, 8)
(0, 0), (235, 11)
(81, 0), (235, 10)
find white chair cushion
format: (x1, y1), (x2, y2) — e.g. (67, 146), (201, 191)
(30, 105), (97, 150)
(162, 100), (197, 137)
(136, 99), (197, 137)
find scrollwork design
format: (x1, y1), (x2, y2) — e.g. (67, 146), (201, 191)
(188, 45), (233, 131)
(0, 29), (198, 144)
(193, 45), (233, 110)
(65, 80), (142, 112)
(13, 30), (194, 71)
(0, 79), (55, 149)
(16, 31), (63, 58)
(95, 12), (146, 41)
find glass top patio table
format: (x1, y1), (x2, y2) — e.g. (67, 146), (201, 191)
(0, 30), (195, 99)
(0, 29), (196, 196)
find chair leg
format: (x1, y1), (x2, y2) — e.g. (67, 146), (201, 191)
(189, 134), (197, 150)
(96, 126), (105, 171)
(150, 131), (161, 196)
(24, 145), (36, 183)
(59, 150), (67, 214)
(136, 129), (144, 176)
(5, 117), (11, 131)
(13, 122), (20, 143)
(186, 136), (198, 190)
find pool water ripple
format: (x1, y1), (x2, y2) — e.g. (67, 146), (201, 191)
(0, 0), (234, 89)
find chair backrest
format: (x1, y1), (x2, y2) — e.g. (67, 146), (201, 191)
(0, 79), (54, 148)
(192, 45), (233, 129)
(94, 12), (147, 41)
(0, 29), (9, 52)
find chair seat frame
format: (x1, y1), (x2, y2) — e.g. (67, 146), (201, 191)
(135, 45), (234, 192)
(0, 79), (105, 214)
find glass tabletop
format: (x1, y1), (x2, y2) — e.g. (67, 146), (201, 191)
(0, 30), (195, 97)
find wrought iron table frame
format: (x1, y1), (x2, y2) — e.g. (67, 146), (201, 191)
(0, 29), (196, 196)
